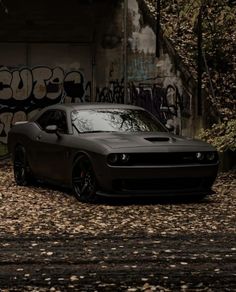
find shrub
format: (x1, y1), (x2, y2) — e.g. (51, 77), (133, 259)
(198, 119), (236, 152)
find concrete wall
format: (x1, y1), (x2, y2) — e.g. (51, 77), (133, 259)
(0, 0), (114, 155)
(127, 0), (184, 134)
(0, 0), (196, 157)
(0, 43), (93, 146)
(95, 0), (193, 136)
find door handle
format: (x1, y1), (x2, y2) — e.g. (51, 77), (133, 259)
(36, 135), (42, 140)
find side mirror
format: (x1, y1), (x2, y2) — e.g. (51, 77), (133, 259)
(45, 125), (58, 134)
(165, 124), (175, 132)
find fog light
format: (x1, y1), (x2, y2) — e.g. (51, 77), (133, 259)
(120, 153), (130, 163)
(108, 154), (119, 164)
(196, 152), (204, 160)
(206, 152), (215, 161)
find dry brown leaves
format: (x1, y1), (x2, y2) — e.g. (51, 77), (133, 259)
(0, 160), (235, 237)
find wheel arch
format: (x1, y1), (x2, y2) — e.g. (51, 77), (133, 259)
(71, 151), (96, 183)
(72, 151), (93, 166)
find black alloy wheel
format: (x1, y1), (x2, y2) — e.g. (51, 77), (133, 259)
(13, 146), (32, 186)
(72, 155), (98, 203)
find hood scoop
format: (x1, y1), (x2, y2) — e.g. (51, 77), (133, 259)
(145, 137), (170, 142)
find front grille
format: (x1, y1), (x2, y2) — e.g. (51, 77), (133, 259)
(127, 152), (218, 166)
(113, 177), (213, 192)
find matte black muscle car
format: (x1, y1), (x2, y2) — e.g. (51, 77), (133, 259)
(8, 103), (219, 202)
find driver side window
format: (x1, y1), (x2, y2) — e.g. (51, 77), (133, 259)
(36, 110), (68, 134)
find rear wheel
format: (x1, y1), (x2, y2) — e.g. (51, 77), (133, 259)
(13, 146), (32, 186)
(72, 155), (98, 203)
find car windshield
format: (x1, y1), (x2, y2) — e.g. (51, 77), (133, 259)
(71, 108), (167, 133)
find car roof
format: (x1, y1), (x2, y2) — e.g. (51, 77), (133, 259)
(45, 103), (144, 111)
(31, 103), (146, 122)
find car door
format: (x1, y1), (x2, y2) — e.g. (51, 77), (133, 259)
(30, 109), (69, 182)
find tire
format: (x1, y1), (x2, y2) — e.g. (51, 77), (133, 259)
(72, 155), (98, 203)
(13, 145), (32, 186)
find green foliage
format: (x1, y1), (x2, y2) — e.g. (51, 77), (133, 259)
(198, 120), (236, 152)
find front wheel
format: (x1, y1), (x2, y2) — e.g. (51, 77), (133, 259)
(13, 146), (32, 186)
(72, 155), (98, 203)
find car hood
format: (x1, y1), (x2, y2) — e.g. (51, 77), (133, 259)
(83, 132), (215, 151)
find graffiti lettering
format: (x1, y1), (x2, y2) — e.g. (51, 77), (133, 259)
(12, 69), (33, 100)
(96, 80), (190, 135)
(0, 70), (12, 100)
(96, 79), (124, 103)
(64, 71), (84, 102)
(130, 82), (185, 134)
(0, 66), (87, 103)
(0, 66), (91, 153)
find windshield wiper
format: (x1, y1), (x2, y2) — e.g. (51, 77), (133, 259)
(81, 130), (117, 133)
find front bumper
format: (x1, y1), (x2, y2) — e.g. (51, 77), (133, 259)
(94, 163), (219, 197)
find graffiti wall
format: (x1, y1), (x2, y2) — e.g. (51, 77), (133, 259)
(0, 66), (89, 103)
(0, 66), (91, 152)
(94, 0), (192, 135)
(0, 0), (196, 158)
(126, 0), (191, 133)
(95, 79), (191, 135)
(129, 82), (182, 134)
(0, 41), (94, 156)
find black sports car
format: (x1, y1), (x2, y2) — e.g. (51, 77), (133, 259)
(8, 103), (219, 202)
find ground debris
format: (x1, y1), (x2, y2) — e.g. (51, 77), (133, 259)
(0, 162), (235, 291)
(0, 163), (235, 236)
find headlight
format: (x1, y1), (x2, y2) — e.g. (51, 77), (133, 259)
(107, 154), (119, 164)
(196, 152), (204, 161)
(206, 152), (216, 161)
(120, 153), (130, 163)
(107, 153), (130, 165)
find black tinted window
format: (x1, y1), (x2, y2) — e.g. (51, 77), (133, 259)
(36, 110), (68, 134)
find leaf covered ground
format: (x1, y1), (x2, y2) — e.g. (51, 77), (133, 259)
(0, 160), (235, 237)
(0, 160), (235, 291)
